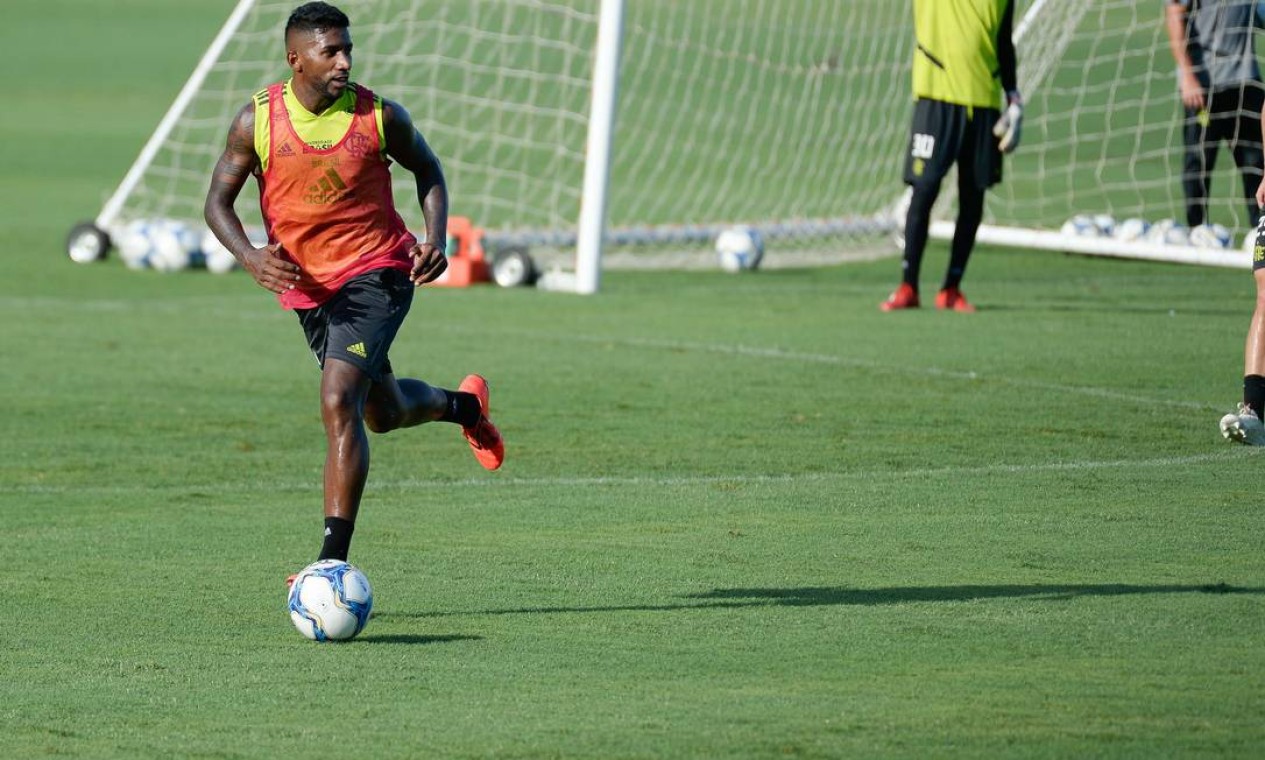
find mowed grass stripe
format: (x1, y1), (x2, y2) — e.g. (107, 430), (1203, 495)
(5, 450), (1252, 496)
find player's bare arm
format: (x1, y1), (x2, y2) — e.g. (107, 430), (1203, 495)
(383, 97), (449, 286)
(203, 102), (302, 294)
(1165, 2), (1205, 111)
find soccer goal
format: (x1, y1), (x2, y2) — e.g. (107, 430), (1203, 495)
(68, 0), (1253, 292)
(936, 0), (1257, 269)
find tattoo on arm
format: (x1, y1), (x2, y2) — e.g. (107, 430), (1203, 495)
(204, 103), (260, 261)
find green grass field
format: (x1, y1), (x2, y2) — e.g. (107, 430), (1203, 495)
(4, 1), (1265, 757)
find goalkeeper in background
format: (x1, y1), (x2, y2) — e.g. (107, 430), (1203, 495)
(1164, 0), (1264, 233)
(880, 0), (1020, 313)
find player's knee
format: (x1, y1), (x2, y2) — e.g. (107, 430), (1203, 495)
(363, 406), (399, 434)
(906, 184), (940, 220)
(320, 385), (361, 425)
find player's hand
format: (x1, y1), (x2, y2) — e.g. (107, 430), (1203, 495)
(408, 241), (448, 285)
(1178, 71), (1206, 111)
(1256, 176), (1265, 208)
(242, 243), (302, 294)
(993, 90), (1023, 154)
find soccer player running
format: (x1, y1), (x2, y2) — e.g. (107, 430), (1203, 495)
(204, 2), (505, 574)
(881, 0), (1021, 313)
(1219, 134), (1265, 445)
(1164, 0), (1264, 233)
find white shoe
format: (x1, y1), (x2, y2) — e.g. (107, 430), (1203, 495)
(1219, 403), (1265, 445)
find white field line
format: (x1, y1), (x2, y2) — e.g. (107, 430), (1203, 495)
(4, 451), (1250, 496)
(463, 329), (1220, 412)
(4, 297), (1219, 410)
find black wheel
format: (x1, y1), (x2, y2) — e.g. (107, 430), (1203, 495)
(66, 221), (111, 264)
(491, 246), (537, 287)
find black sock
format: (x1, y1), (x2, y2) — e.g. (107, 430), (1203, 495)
(318, 517), (355, 562)
(1245, 375), (1265, 420)
(439, 389), (481, 427)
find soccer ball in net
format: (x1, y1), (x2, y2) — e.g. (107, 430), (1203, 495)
(1090, 214), (1116, 237)
(714, 226), (764, 272)
(1189, 223), (1232, 250)
(114, 219), (200, 271)
(1145, 219), (1190, 246)
(148, 220), (201, 272)
(200, 227), (239, 274)
(115, 220), (160, 270)
(1059, 214), (1100, 237)
(287, 559), (374, 642)
(1112, 217), (1150, 242)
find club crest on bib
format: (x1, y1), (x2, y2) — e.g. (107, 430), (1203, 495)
(345, 131), (374, 158)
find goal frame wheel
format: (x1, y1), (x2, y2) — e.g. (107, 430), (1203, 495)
(66, 221), (111, 264)
(491, 246), (538, 287)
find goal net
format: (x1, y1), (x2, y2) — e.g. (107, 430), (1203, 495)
(89, 0), (1254, 289)
(948, 0), (1258, 268)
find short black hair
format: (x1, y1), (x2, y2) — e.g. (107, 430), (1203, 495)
(285, 2), (350, 40)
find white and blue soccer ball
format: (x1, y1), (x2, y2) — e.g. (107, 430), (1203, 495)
(715, 226), (764, 272)
(148, 220), (201, 272)
(1090, 214), (1116, 237)
(1060, 214), (1100, 237)
(115, 219), (161, 270)
(1189, 223), (1232, 249)
(1112, 217), (1150, 242)
(287, 559), (374, 642)
(1145, 218), (1190, 246)
(114, 219), (201, 271)
(200, 227), (239, 274)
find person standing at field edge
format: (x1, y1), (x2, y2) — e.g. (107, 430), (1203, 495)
(204, 1), (504, 577)
(1164, 0), (1264, 233)
(1219, 132), (1265, 445)
(880, 0), (1021, 314)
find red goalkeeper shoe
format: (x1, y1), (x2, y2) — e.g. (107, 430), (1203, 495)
(459, 374), (505, 471)
(879, 283), (920, 312)
(934, 287), (976, 313)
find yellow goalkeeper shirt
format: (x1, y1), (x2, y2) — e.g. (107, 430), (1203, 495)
(911, 0), (1009, 108)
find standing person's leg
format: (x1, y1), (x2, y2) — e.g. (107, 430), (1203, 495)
(898, 181), (941, 288)
(1242, 267), (1265, 409)
(935, 106), (1003, 313)
(1221, 232), (1265, 445)
(1229, 86), (1265, 227)
(940, 161), (985, 296)
(1182, 103), (1218, 228)
(883, 99), (961, 311)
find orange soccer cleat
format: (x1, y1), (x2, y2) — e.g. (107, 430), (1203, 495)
(458, 374), (505, 470)
(879, 283), (920, 312)
(934, 287), (976, 313)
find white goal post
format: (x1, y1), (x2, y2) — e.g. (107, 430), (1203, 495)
(73, 0), (1256, 290)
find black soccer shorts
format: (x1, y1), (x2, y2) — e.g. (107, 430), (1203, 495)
(294, 267), (414, 382)
(903, 97), (1003, 190)
(1253, 215), (1265, 271)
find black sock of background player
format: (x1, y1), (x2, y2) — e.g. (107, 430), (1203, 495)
(318, 517), (355, 562)
(1244, 375), (1265, 420)
(439, 390), (481, 427)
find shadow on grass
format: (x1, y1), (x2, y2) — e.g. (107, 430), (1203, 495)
(685, 583), (1260, 605)
(384, 582), (1262, 618)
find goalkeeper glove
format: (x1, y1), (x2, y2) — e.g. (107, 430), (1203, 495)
(993, 90), (1023, 154)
